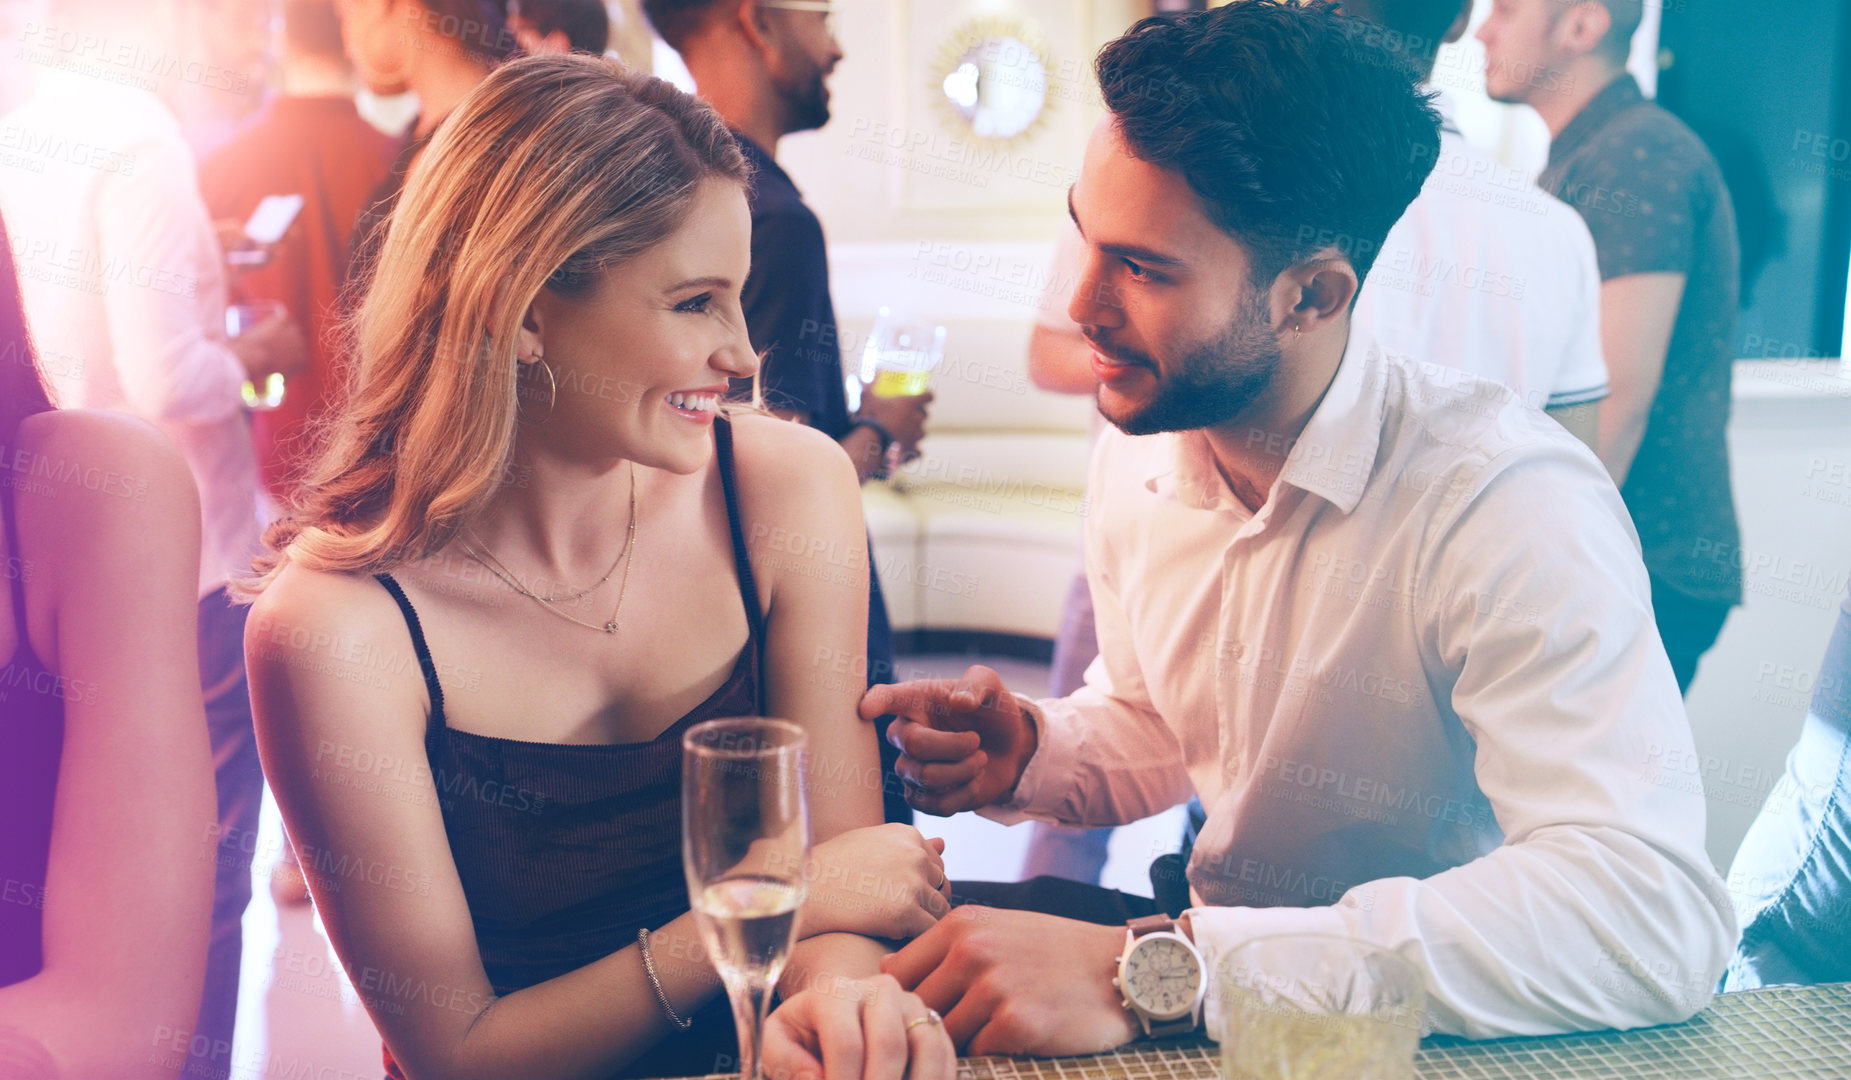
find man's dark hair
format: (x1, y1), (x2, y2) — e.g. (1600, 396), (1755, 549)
(640, 0), (724, 52)
(515, 0), (611, 54)
(283, 0), (346, 59)
(1337, 0), (1470, 76)
(1586, 0), (1642, 65)
(1095, 0), (1440, 285)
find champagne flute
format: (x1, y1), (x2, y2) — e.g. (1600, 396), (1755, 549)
(683, 718), (811, 1080)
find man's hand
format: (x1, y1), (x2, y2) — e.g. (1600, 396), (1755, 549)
(880, 907), (1136, 1057)
(226, 312), (309, 383)
(856, 389), (933, 463)
(213, 218), (277, 277)
(858, 666), (1037, 816)
(765, 973), (957, 1080)
(804, 824), (951, 941)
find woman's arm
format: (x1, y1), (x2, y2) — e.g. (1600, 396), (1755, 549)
(726, 412), (953, 958)
(728, 415), (947, 937)
(248, 567), (727, 1080)
(730, 411), (884, 839)
(0, 411), (216, 1080)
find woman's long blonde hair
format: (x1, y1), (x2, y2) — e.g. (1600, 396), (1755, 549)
(244, 53), (748, 593)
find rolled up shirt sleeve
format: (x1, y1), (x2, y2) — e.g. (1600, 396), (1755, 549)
(93, 136), (244, 426)
(1190, 447), (1736, 1041)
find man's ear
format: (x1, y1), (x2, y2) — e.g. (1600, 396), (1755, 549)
(733, 0), (776, 56)
(1553, 0), (1612, 60)
(1275, 251), (1359, 334)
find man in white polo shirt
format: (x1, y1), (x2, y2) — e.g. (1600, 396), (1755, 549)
(1346, 0), (1608, 446)
(862, 0), (1733, 1057)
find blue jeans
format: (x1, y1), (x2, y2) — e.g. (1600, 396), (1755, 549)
(188, 589), (261, 1078)
(1724, 586), (1851, 989)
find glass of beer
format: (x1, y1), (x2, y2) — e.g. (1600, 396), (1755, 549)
(226, 300), (288, 410)
(859, 306), (946, 398)
(1218, 934), (1425, 1080)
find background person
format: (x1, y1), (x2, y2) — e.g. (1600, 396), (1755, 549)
(0, 210), (218, 1080)
(0, 2), (307, 1072)
(1345, 0), (1608, 451)
(1724, 577), (1851, 990)
(341, 0), (520, 292)
(202, 0), (400, 505)
(1477, 0), (1744, 692)
(1019, 215), (1114, 887)
(645, 0), (932, 825)
(509, 0), (611, 53)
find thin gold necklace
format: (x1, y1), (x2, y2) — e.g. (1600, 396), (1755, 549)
(462, 462), (639, 634)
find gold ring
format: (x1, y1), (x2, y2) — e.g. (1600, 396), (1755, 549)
(905, 1009), (943, 1031)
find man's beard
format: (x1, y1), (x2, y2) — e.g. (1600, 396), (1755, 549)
(1098, 288), (1284, 437)
(779, 65), (831, 134)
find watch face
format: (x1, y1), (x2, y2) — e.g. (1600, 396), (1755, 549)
(1124, 935), (1202, 1018)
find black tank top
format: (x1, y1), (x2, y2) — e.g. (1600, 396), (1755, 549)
(375, 416), (761, 1078)
(0, 480), (64, 988)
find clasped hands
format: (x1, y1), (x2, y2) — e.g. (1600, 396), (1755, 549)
(862, 667), (1142, 1058)
(766, 666), (1141, 1078)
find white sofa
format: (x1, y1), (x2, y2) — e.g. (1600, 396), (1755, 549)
(834, 245), (1096, 646)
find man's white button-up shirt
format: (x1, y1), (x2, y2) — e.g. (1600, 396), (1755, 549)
(990, 333), (1736, 1039)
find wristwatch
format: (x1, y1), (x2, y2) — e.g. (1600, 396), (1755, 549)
(1113, 914), (1206, 1038)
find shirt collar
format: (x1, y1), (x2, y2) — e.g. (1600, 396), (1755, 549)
(1548, 74), (1644, 168)
(1143, 331), (1385, 515)
(731, 130), (798, 194)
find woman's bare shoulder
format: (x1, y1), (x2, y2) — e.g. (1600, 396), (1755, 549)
(14, 408), (198, 518)
(724, 410), (859, 504)
(248, 559), (410, 659)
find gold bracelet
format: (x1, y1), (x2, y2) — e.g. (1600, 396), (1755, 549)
(637, 926), (694, 1031)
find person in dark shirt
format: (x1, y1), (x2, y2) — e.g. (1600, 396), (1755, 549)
(643, 0), (933, 824)
(343, 0), (519, 294)
(1478, 0), (1741, 691)
(510, 0), (610, 53)
(201, 0), (399, 501)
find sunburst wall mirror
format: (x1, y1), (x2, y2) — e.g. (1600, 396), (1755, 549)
(930, 15), (1055, 146)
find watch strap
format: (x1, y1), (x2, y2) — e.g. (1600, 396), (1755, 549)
(1145, 1016), (1197, 1039)
(1128, 913), (1179, 938)
(1122, 914), (1204, 1039)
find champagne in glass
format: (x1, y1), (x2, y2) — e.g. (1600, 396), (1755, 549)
(683, 718), (810, 1080)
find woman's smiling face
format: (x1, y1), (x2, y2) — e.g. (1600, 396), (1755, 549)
(515, 177), (758, 475)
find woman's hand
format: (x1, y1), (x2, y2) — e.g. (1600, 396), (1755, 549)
(764, 974), (955, 1080)
(802, 824), (951, 941)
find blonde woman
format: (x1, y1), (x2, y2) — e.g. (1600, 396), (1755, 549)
(244, 54), (954, 1079)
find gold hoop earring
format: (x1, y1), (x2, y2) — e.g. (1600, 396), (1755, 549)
(516, 358), (556, 424)
(1293, 323), (1302, 340)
